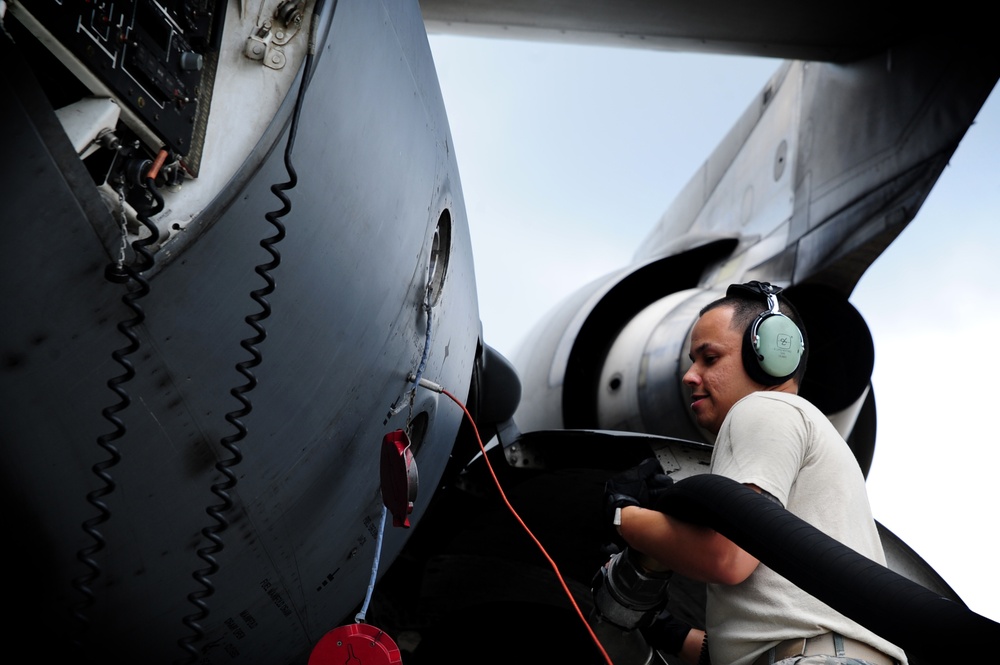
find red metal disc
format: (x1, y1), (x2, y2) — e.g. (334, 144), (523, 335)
(308, 623), (402, 665)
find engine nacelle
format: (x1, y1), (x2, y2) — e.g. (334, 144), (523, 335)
(511, 249), (879, 475)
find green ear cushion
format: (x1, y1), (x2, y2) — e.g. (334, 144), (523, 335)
(754, 314), (803, 378)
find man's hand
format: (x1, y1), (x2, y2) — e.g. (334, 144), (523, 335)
(604, 457), (675, 527)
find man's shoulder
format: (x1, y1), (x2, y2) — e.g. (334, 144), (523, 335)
(736, 391), (809, 408)
(733, 391), (824, 421)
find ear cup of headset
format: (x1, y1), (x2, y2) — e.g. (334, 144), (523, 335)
(743, 312), (804, 385)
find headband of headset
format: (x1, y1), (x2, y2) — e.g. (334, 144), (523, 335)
(726, 281), (804, 385)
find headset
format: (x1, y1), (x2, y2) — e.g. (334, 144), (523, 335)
(726, 281), (805, 386)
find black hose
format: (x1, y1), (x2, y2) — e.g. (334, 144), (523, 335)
(655, 474), (1000, 661)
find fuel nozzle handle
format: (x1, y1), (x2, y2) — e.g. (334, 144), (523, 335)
(592, 547), (672, 631)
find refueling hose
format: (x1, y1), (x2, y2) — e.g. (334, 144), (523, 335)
(655, 474), (1000, 661)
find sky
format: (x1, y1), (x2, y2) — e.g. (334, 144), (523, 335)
(426, 34), (1000, 623)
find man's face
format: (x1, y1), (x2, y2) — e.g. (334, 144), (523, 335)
(683, 305), (763, 435)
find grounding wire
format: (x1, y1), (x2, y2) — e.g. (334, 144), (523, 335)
(354, 505), (388, 623)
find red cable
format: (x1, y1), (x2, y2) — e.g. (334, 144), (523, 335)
(441, 388), (615, 665)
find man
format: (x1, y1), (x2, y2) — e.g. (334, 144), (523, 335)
(613, 282), (906, 665)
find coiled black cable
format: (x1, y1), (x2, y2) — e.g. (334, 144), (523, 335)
(71, 175), (162, 655)
(177, 23), (325, 663)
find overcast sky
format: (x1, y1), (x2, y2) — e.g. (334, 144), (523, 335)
(427, 33), (1000, 623)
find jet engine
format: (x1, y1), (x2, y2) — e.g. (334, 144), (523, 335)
(511, 247), (879, 477)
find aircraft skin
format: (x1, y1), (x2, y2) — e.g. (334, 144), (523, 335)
(3, 1), (485, 662)
(1, 0), (998, 664)
(419, 0), (971, 62)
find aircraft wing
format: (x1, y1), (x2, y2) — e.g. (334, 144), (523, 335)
(420, 0), (974, 62)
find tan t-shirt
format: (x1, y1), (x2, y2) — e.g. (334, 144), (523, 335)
(706, 392), (907, 665)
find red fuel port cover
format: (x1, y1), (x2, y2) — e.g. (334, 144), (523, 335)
(308, 623), (402, 665)
(380, 429), (418, 527)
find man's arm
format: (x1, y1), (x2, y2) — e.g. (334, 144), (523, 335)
(617, 484), (765, 585)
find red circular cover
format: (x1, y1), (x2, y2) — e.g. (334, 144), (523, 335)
(308, 623), (402, 665)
